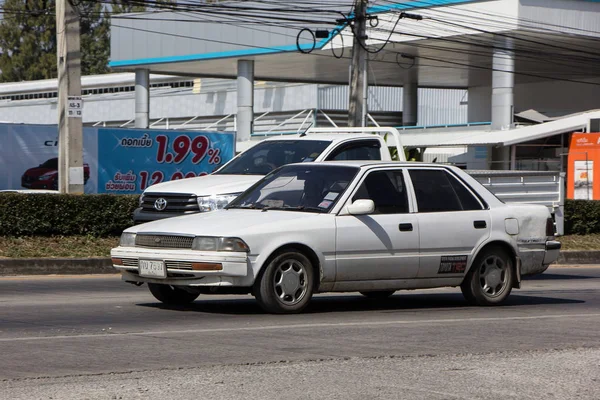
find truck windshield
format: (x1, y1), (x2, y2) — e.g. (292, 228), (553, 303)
(215, 140), (332, 175)
(227, 165), (359, 213)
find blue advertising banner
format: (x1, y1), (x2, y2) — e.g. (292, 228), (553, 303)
(97, 128), (235, 194)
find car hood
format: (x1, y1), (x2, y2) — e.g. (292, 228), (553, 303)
(143, 174), (263, 196)
(126, 209), (320, 237)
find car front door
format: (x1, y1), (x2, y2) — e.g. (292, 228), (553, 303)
(407, 168), (491, 278)
(335, 168), (420, 281)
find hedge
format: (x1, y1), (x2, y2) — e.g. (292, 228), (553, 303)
(0, 193), (599, 237)
(564, 199), (600, 235)
(0, 193), (138, 237)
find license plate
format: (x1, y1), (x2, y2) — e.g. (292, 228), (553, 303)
(139, 260), (166, 278)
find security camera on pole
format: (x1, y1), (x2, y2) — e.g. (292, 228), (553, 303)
(56, 0), (84, 194)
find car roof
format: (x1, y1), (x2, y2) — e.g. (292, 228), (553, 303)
(284, 160), (454, 169)
(262, 133), (381, 142)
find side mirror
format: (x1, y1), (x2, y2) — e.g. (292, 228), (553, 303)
(347, 199), (375, 215)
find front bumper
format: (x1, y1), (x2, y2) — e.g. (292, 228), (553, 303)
(110, 246), (252, 286)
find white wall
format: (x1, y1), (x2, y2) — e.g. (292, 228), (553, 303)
(468, 79), (600, 122)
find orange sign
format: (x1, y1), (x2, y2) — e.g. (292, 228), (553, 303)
(567, 133), (600, 200)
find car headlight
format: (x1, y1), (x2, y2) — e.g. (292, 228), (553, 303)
(38, 172), (56, 181)
(120, 232), (137, 247)
(197, 193), (241, 212)
(192, 236), (249, 252)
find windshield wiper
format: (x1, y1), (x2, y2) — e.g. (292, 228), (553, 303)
(226, 204), (259, 210)
(261, 205), (324, 213)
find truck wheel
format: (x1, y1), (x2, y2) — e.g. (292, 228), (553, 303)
(360, 291), (395, 299)
(148, 283), (199, 305)
(461, 246), (513, 306)
(255, 250), (314, 314)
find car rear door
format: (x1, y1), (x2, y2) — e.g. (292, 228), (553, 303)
(406, 168), (491, 278)
(335, 168), (420, 281)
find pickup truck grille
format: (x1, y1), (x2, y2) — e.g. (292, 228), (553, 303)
(141, 193), (200, 214)
(135, 234), (194, 249)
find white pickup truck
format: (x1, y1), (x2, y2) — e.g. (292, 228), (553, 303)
(134, 128), (406, 223)
(134, 127), (564, 235)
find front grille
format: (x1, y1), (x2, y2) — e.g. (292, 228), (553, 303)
(121, 258), (139, 267)
(22, 175), (35, 183)
(141, 192), (199, 214)
(165, 261), (193, 270)
(120, 258), (193, 270)
(135, 234), (194, 249)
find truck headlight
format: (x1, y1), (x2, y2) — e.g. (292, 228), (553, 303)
(197, 193), (241, 212)
(120, 232), (137, 247)
(138, 194), (145, 206)
(192, 236), (249, 252)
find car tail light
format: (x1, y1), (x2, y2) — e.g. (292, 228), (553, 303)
(546, 218), (555, 237)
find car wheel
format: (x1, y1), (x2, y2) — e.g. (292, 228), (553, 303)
(255, 250), (314, 314)
(461, 246), (513, 306)
(147, 283), (199, 305)
(360, 291), (395, 299)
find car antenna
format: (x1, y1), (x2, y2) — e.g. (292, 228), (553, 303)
(298, 122), (313, 137)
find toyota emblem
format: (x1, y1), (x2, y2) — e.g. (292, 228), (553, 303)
(154, 198), (168, 211)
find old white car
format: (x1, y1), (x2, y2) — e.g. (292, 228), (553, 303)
(111, 161), (561, 313)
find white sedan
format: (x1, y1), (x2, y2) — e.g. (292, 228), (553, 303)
(111, 161), (561, 313)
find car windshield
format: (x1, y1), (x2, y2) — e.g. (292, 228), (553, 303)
(227, 165), (359, 213)
(40, 158), (58, 169)
(215, 140), (331, 175)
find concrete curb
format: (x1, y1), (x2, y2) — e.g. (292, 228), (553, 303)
(0, 251), (599, 276)
(557, 251), (600, 265)
(0, 258), (114, 276)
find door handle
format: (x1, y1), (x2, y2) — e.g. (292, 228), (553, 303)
(474, 220), (487, 229)
(399, 223), (413, 232)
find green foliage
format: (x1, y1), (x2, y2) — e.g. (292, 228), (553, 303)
(0, 0), (166, 81)
(0, 193), (139, 237)
(0, 0), (57, 82)
(564, 199), (600, 235)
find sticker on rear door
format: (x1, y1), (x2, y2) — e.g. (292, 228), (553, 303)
(438, 255), (468, 274)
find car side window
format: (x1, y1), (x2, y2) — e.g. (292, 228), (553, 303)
(408, 169), (483, 212)
(352, 170), (408, 214)
(327, 140), (382, 161)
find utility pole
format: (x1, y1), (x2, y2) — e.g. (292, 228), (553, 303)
(348, 0), (368, 127)
(56, 0), (84, 194)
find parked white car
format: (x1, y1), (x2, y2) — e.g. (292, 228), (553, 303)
(111, 161), (561, 314)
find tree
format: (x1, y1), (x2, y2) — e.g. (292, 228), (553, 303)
(0, 0), (158, 82)
(0, 0), (57, 82)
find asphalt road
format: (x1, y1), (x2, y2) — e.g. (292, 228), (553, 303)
(1, 267), (599, 399)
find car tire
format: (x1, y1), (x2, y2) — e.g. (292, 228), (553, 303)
(254, 250), (314, 314)
(360, 291), (395, 299)
(148, 283), (200, 305)
(461, 246), (513, 306)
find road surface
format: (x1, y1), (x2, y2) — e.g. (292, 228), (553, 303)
(1, 266), (599, 399)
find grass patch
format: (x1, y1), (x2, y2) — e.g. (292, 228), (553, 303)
(0, 236), (119, 258)
(558, 234), (600, 251)
(0, 234), (599, 259)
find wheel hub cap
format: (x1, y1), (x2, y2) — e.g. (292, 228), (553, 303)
(479, 255), (508, 298)
(273, 260), (307, 306)
(282, 271), (301, 293)
(487, 270), (501, 288)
